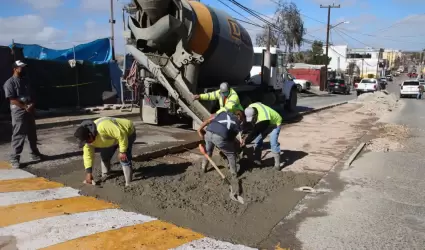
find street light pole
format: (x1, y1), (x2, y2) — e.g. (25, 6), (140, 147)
(320, 4), (340, 91)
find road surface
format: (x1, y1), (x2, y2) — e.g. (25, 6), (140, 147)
(262, 75), (425, 249)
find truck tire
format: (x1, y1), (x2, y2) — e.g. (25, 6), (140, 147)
(285, 87), (298, 112)
(261, 92), (277, 106)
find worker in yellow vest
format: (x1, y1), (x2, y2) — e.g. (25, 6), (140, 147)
(73, 117), (136, 186)
(240, 102), (282, 170)
(193, 82), (243, 114)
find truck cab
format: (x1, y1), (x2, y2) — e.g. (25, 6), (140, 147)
(248, 47), (298, 111)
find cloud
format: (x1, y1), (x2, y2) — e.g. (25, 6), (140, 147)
(80, 0), (113, 12)
(0, 15), (65, 47)
(20, 0), (64, 10)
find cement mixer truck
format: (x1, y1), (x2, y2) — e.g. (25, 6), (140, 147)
(122, 0), (297, 128)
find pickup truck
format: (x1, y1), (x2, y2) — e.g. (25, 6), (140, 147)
(355, 78), (378, 96)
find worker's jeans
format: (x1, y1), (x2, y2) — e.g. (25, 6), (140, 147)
(203, 131), (237, 175)
(253, 125), (281, 154)
(99, 132), (137, 167)
(417, 93), (423, 99)
(10, 109), (40, 163)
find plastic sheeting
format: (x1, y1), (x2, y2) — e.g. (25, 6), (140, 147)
(10, 38), (112, 64)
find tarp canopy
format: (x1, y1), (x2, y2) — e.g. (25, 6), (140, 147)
(9, 38), (112, 64)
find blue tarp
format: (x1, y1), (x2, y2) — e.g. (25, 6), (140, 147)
(9, 38), (112, 64)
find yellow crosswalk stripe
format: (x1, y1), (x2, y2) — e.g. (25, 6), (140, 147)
(0, 177), (63, 193)
(0, 196), (118, 227)
(0, 161), (11, 169)
(43, 220), (205, 250)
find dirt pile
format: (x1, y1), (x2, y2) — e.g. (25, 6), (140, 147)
(355, 91), (399, 115)
(366, 124), (409, 152)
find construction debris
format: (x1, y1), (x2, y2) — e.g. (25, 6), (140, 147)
(354, 91), (399, 115)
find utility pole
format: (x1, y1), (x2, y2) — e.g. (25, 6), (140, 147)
(361, 58), (364, 78)
(109, 0), (116, 61)
(320, 3), (340, 91)
(262, 25), (271, 88)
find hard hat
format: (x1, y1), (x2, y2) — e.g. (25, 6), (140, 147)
(219, 82), (229, 93)
(244, 107), (255, 122)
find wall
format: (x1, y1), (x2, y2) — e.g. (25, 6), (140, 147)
(324, 45), (348, 71)
(289, 68), (324, 86)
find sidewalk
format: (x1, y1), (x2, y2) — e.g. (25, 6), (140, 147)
(0, 161), (255, 250)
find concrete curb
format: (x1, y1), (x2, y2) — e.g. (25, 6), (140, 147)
(299, 101), (349, 116)
(133, 139), (202, 162)
(344, 142), (366, 167)
(35, 112), (139, 130)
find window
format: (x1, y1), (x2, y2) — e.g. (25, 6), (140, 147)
(360, 79), (376, 83)
(329, 79), (345, 84)
(403, 81), (419, 86)
(253, 52), (277, 67)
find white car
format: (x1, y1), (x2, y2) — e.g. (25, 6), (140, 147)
(400, 80), (420, 98)
(355, 78), (378, 96)
(294, 79), (312, 92)
(418, 78), (425, 85)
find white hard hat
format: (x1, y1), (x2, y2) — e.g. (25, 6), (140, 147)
(219, 82), (229, 92)
(244, 107), (255, 122)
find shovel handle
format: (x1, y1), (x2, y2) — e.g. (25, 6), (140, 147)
(199, 144), (226, 180)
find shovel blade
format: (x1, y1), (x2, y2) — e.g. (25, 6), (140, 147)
(229, 185), (244, 204)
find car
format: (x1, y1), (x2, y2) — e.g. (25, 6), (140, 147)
(386, 75), (393, 82)
(407, 72), (418, 78)
(327, 78), (350, 95)
(355, 78), (378, 96)
(293, 79), (312, 92)
(400, 80), (420, 98)
(418, 78), (425, 85)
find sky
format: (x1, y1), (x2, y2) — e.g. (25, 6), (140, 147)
(1, 0), (425, 53)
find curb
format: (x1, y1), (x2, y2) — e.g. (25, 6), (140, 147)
(132, 139), (202, 162)
(344, 142), (366, 167)
(35, 112), (139, 130)
(299, 101), (349, 116)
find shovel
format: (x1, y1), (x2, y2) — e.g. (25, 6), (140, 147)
(199, 144), (245, 204)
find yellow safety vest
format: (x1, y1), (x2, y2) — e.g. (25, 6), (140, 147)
(199, 88), (243, 114)
(248, 102), (282, 126)
(83, 117), (135, 169)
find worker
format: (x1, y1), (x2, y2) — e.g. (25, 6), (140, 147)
(193, 82), (243, 114)
(3, 60), (45, 169)
(240, 102), (282, 170)
(73, 117), (136, 186)
(197, 110), (244, 178)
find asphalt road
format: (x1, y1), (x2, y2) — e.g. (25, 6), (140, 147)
(269, 75), (425, 249)
(297, 90), (356, 110)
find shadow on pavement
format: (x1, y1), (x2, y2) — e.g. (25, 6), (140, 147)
(134, 162), (191, 180)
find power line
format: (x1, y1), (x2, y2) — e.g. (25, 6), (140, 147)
(265, 0), (327, 24)
(373, 13), (425, 33)
(217, 0), (251, 21)
(335, 28), (377, 48)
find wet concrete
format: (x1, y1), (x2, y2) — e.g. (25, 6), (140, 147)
(27, 152), (322, 247)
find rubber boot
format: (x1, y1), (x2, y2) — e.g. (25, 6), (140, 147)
(272, 152), (281, 171)
(122, 165), (133, 186)
(101, 161), (111, 178)
(253, 147), (262, 166)
(201, 158), (208, 173)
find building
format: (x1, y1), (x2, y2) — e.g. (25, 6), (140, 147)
(346, 47), (380, 78)
(324, 45), (348, 73)
(382, 49), (402, 69)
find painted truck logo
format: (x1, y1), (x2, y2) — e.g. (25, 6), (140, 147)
(227, 19), (241, 40)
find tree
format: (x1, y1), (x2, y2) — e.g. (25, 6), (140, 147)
(393, 56), (401, 69)
(254, 1), (305, 60)
(306, 40), (331, 65)
(255, 27), (279, 47)
(347, 61), (359, 76)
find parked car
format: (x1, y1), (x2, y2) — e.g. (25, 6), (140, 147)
(355, 78), (378, 96)
(419, 79), (425, 85)
(328, 78), (351, 95)
(400, 80), (420, 98)
(386, 75), (393, 82)
(407, 72), (418, 78)
(293, 79), (312, 92)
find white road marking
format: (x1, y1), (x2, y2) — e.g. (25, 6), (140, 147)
(173, 237), (257, 250)
(0, 209), (157, 250)
(0, 187), (81, 206)
(0, 169), (35, 180)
